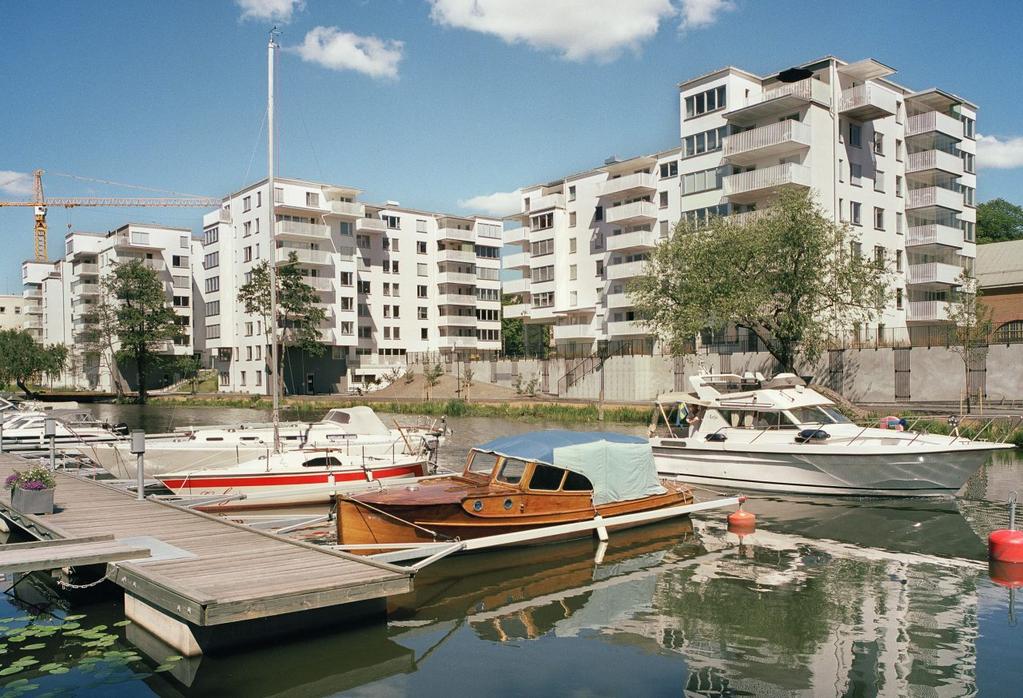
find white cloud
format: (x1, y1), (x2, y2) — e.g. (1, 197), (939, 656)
(290, 27), (404, 79)
(0, 171), (34, 198)
(458, 189), (521, 217)
(977, 134), (1023, 170)
(236, 0), (305, 23)
(428, 0), (678, 62)
(679, 0), (734, 29)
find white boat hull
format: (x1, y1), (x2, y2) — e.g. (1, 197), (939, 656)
(652, 441), (1011, 497)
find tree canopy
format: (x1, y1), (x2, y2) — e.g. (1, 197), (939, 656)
(0, 330), (68, 397)
(501, 294), (550, 357)
(946, 274), (994, 413)
(977, 198), (1023, 244)
(237, 252), (328, 395)
(105, 260), (182, 403)
(629, 189), (891, 372)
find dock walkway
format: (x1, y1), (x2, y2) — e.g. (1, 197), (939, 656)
(0, 453), (412, 654)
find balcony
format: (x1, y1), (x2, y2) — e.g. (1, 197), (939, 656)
(606, 260), (647, 281)
(839, 84), (898, 121)
(504, 227), (529, 245)
(604, 201), (657, 226)
(906, 224), (964, 250)
(74, 283), (99, 296)
(906, 111), (963, 140)
(355, 218), (387, 233)
(907, 262), (964, 287)
(606, 319), (648, 337)
(906, 187), (963, 212)
(302, 276), (334, 292)
(723, 162), (811, 203)
(437, 336), (478, 349)
(23, 317), (42, 330)
(724, 77), (832, 125)
(723, 120), (812, 166)
(906, 150), (964, 178)
(437, 248), (476, 264)
(275, 247), (333, 266)
(605, 292), (634, 309)
(503, 303), (529, 319)
(23, 289), (42, 299)
(113, 232), (162, 250)
(437, 293), (477, 306)
(528, 193), (565, 211)
(73, 263), (100, 276)
(327, 200), (365, 218)
(598, 172), (657, 198)
(502, 250), (531, 270)
(606, 229), (658, 253)
(438, 227), (476, 243)
(24, 303), (42, 315)
(275, 220), (331, 241)
(437, 271), (477, 286)
(908, 300), (952, 322)
(553, 323), (594, 340)
(438, 315), (477, 327)
(503, 276), (530, 295)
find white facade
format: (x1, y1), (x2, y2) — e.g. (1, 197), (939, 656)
(21, 223), (196, 390)
(0, 294), (34, 333)
(505, 56), (978, 355)
(201, 177), (503, 394)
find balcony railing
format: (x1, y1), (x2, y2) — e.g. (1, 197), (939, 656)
(503, 303), (529, 319)
(605, 319), (648, 337)
(839, 84), (898, 120)
(553, 323), (594, 340)
(502, 250), (531, 269)
(604, 200), (657, 226)
(606, 229), (658, 253)
(907, 262), (964, 286)
(723, 120), (812, 164)
(906, 187), (963, 212)
(437, 249), (476, 264)
(436, 293), (477, 306)
(355, 218), (387, 233)
(328, 200), (365, 218)
(303, 276), (334, 291)
(723, 162), (811, 200)
(598, 172), (657, 198)
(438, 315), (477, 327)
(438, 336), (478, 348)
(503, 227), (529, 245)
(906, 111), (963, 139)
(528, 193), (565, 211)
(437, 271), (477, 285)
(275, 247), (333, 265)
(606, 260), (647, 281)
(906, 224), (964, 249)
(438, 227), (476, 242)
(725, 78), (831, 123)
(905, 150), (964, 177)
(275, 220), (331, 239)
(503, 276), (530, 295)
(908, 300), (952, 322)
(74, 263), (99, 276)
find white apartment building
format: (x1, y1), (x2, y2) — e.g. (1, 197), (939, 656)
(0, 294), (35, 332)
(505, 56), (978, 355)
(21, 223), (196, 391)
(200, 177), (503, 395)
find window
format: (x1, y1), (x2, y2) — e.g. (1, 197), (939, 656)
(850, 163), (862, 186)
(569, 264), (577, 281)
(340, 297), (353, 311)
(962, 151), (975, 173)
(848, 123), (862, 148)
(530, 212), (553, 230)
(203, 252), (219, 269)
(960, 114), (975, 139)
(681, 167), (723, 194)
(417, 263), (429, 277)
(306, 192), (319, 207)
(596, 260), (604, 276)
(563, 471), (592, 491)
(850, 202), (861, 226)
(383, 215), (400, 229)
(340, 271), (353, 286)
(659, 220), (670, 238)
(659, 191), (669, 208)
(659, 161), (678, 178)
(569, 211), (577, 227)
(529, 464), (565, 491)
(896, 212), (903, 235)
(595, 206), (603, 222)
(838, 158), (844, 182)
(205, 276), (220, 293)
(245, 321), (253, 336)
(358, 326), (372, 339)
(569, 237), (577, 254)
(240, 371), (246, 386)
(895, 175), (903, 197)
(205, 324), (220, 339)
(356, 234), (370, 247)
(962, 186), (975, 207)
(205, 300), (220, 316)
(873, 132), (884, 155)
(243, 196), (251, 212)
(874, 246), (885, 267)
(418, 306), (428, 320)
(684, 85), (726, 118)
(256, 191), (262, 208)
(417, 241), (427, 254)
(682, 126), (727, 158)
(850, 241), (862, 258)
(530, 238), (554, 257)
(874, 171), (885, 193)
(962, 220), (976, 242)
(417, 285), (428, 298)
(895, 139), (903, 162)
(895, 249), (903, 272)
(172, 255), (188, 268)
(243, 221), (252, 237)
(874, 207), (884, 230)
(173, 295), (189, 307)
(568, 185), (576, 201)
(243, 246), (252, 262)
(203, 227), (219, 245)
(274, 186), (283, 203)
(530, 265), (554, 283)
(421, 328), (428, 340)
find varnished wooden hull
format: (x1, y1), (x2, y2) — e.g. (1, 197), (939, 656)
(337, 480), (693, 551)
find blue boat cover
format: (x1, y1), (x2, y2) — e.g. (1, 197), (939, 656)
(476, 430), (665, 505)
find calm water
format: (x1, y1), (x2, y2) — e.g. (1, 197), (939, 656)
(2, 405), (1022, 696)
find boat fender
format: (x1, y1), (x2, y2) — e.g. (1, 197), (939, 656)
(989, 492), (1023, 564)
(727, 495), (756, 535)
(705, 433), (727, 442)
(795, 429), (829, 443)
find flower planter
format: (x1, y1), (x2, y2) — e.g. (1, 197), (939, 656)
(11, 486), (55, 515)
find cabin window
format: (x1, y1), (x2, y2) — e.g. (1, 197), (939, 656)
(788, 406), (850, 425)
(529, 464), (565, 491)
(205, 437), (224, 442)
(467, 451), (499, 476)
(563, 471), (593, 491)
(302, 456), (342, 467)
(327, 411), (351, 424)
(496, 458), (527, 485)
(239, 436), (260, 441)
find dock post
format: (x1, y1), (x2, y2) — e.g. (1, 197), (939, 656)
(130, 430), (146, 501)
(45, 417), (56, 469)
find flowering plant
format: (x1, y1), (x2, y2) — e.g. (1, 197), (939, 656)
(5, 466), (56, 491)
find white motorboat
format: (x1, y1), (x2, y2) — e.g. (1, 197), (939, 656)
(650, 373), (1015, 497)
(83, 406), (445, 478)
(156, 447), (430, 509)
(0, 410), (127, 452)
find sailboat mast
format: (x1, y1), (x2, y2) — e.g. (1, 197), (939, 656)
(267, 28), (282, 454)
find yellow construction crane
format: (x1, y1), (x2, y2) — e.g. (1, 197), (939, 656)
(0, 169), (222, 261)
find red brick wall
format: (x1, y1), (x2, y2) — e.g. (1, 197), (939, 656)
(981, 286), (1023, 329)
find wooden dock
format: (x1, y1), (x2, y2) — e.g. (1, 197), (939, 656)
(0, 453), (412, 655)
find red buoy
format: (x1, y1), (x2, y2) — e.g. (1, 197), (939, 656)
(727, 495), (756, 535)
(989, 560), (1023, 588)
(988, 492), (1022, 563)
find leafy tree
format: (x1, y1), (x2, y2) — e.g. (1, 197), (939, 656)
(977, 198), (1023, 244)
(0, 330), (68, 397)
(103, 260), (181, 404)
(423, 363), (444, 401)
(80, 284), (127, 398)
(947, 275), (994, 413)
(173, 355), (203, 393)
(237, 253), (328, 397)
(501, 294), (550, 357)
(403, 368), (416, 385)
(630, 189), (890, 373)
(461, 364), (475, 401)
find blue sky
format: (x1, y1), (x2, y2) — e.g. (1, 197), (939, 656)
(3, 0), (1022, 292)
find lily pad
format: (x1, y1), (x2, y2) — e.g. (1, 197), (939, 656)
(112, 620), (132, 627)
(21, 644), (46, 651)
(0, 666), (24, 675)
(154, 663), (176, 672)
(163, 655), (183, 662)
(47, 667), (70, 675)
(63, 615), (86, 621)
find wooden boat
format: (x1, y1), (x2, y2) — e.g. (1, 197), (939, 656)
(337, 431), (694, 550)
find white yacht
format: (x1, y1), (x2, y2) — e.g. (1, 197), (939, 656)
(0, 410), (127, 452)
(82, 406), (445, 478)
(650, 373), (1015, 497)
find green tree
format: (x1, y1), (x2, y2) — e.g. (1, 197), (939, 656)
(80, 284), (127, 398)
(237, 253), (328, 396)
(461, 364), (475, 401)
(423, 363), (444, 401)
(501, 294), (550, 357)
(0, 330), (68, 397)
(977, 198), (1023, 244)
(630, 189), (890, 373)
(947, 274), (994, 413)
(104, 260), (182, 404)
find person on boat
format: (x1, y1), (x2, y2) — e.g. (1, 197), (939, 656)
(686, 406), (704, 437)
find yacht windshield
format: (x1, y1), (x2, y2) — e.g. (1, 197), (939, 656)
(788, 406), (851, 425)
(466, 451), (499, 477)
